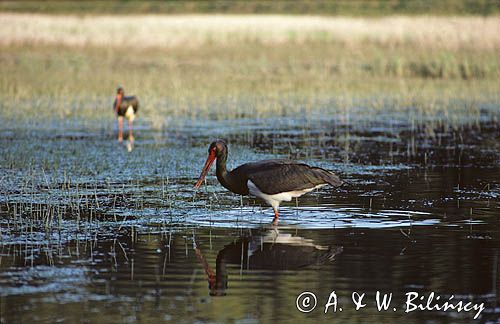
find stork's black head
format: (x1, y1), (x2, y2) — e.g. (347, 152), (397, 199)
(208, 139), (227, 158)
(194, 139), (228, 189)
(116, 87), (124, 95)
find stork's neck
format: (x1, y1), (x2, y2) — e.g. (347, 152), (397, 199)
(215, 152), (231, 189)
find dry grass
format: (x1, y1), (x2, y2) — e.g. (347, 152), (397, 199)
(1, 14), (500, 50)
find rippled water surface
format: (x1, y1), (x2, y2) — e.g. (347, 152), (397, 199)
(0, 112), (499, 323)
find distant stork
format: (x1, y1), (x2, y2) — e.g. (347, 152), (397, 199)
(194, 139), (344, 224)
(113, 87), (139, 142)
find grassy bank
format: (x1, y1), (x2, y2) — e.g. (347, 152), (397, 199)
(1, 44), (498, 126)
(0, 14), (499, 126)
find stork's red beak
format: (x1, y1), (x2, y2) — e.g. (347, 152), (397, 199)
(194, 149), (217, 189)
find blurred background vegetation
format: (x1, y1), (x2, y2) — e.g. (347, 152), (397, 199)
(1, 0), (499, 16)
(0, 1), (499, 126)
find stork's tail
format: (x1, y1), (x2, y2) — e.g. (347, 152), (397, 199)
(313, 167), (344, 187)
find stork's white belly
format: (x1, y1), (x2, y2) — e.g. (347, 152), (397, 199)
(125, 105), (135, 121)
(247, 180), (325, 209)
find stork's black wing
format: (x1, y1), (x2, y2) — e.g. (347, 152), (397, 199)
(123, 96), (139, 112)
(231, 159), (343, 195)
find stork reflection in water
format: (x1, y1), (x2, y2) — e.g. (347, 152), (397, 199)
(193, 228), (343, 296)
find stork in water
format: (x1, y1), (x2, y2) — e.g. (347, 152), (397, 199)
(194, 139), (343, 224)
(113, 87), (139, 142)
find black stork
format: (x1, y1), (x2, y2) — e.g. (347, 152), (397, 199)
(194, 139), (344, 224)
(113, 87), (139, 142)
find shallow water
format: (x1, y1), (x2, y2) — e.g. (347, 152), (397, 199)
(0, 225), (498, 323)
(0, 112), (499, 322)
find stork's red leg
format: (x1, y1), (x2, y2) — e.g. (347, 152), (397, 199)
(272, 208), (279, 225)
(128, 119), (134, 141)
(118, 117), (123, 142)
